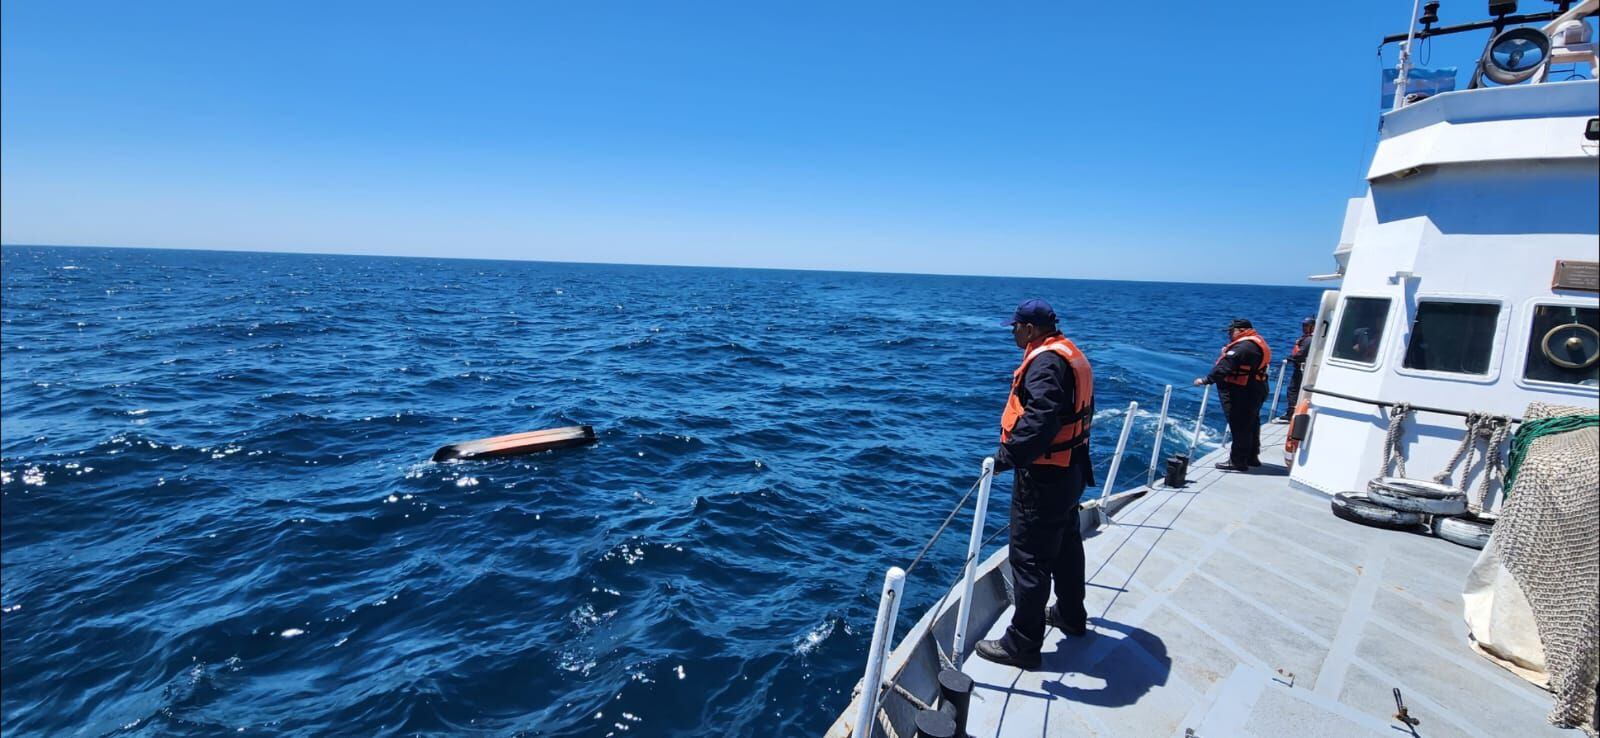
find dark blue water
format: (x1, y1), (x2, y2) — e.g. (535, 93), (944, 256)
(0, 245), (1319, 736)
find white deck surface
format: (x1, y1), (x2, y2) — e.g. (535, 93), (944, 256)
(960, 423), (1571, 738)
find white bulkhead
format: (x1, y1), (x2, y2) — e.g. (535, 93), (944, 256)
(1290, 79), (1599, 514)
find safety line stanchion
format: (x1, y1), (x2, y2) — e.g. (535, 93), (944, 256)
(1146, 385), (1172, 487)
(1268, 359), (1290, 421)
(951, 458), (994, 661)
(1097, 401), (1139, 526)
(853, 566), (905, 738)
(1187, 384), (1211, 460)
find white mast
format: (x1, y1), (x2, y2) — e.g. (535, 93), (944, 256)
(1392, 0), (1425, 109)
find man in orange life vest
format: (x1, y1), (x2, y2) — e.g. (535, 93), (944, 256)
(975, 298), (1093, 670)
(1193, 318), (1271, 471)
(1278, 317), (1314, 422)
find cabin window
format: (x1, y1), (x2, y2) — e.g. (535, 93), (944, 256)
(1330, 297), (1390, 364)
(1402, 301), (1501, 375)
(1523, 305), (1600, 387)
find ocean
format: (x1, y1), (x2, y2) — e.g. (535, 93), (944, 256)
(0, 245), (1320, 736)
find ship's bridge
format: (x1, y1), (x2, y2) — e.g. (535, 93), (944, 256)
(1290, 1), (1599, 512)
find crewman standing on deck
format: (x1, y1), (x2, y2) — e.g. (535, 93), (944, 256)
(1193, 318), (1271, 471)
(975, 298), (1094, 670)
(1279, 317), (1314, 421)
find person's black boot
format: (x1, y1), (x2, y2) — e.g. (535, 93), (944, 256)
(1214, 461), (1247, 471)
(974, 639), (1040, 669)
(1046, 608), (1087, 636)
(1249, 458), (1262, 467)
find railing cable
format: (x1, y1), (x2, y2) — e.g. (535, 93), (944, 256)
(901, 470), (988, 580)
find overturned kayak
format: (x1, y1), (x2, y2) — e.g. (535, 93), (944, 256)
(431, 425), (596, 462)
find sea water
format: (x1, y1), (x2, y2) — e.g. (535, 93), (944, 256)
(0, 245), (1319, 736)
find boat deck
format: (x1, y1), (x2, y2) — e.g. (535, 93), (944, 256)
(961, 422), (1569, 738)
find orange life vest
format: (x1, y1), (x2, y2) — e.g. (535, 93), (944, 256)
(999, 334), (1094, 467)
(1216, 330), (1272, 386)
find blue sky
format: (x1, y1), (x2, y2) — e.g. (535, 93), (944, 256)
(0, 2), (1548, 284)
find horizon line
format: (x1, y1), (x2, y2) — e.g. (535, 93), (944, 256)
(0, 241), (1324, 290)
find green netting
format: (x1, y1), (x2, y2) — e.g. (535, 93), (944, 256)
(1505, 414), (1600, 494)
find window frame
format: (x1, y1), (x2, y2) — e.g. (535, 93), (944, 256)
(1394, 293), (1509, 384)
(1325, 293), (1395, 373)
(1514, 296), (1600, 394)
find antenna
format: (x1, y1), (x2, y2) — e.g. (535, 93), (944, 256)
(1392, 0), (1427, 110)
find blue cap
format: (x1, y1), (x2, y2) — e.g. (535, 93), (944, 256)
(1003, 298), (1057, 327)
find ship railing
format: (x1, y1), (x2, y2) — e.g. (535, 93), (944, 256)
(850, 383), (1220, 736)
(1303, 384), (1525, 424)
(851, 460), (999, 738)
(1267, 358), (1291, 421)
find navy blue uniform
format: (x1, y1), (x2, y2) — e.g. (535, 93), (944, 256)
(994, 350), (1091, 655)
(1207, 339), (1268, 467)
(1281, 332), (1313, 419)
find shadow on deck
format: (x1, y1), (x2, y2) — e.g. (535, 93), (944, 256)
(958, 423), (1568, 738)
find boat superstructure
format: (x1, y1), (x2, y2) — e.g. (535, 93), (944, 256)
(827, 3), (1598, 736)
(1290, 23), (1599, 513)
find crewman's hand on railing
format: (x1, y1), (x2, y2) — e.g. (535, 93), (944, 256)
(992, 446), (1014, 473)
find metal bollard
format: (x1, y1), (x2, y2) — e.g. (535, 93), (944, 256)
(1268, 359), (1289, 421)
(1147, 385), (1172, 487)
(1186, 384), (1211, 460)
(913, 709), (957, 738)
(1165, 455), (1188, 488)
(938, 668), (974, 737)
(951, 458), (994, 660)
(853, 567), (906, 738)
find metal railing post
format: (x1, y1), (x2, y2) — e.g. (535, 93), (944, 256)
(1187, 384), (1211, 460)
(1146, 385), (1172, 486)
(1096, 401), (1138, 525)
(951, 458), (994, 660)
(1268, 359), (1289, 421)
(853, 566), (906, 738)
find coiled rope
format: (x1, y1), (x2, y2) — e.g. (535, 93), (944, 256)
(1432, 411), (1482, 488)
(1381, 403), (1413, 477)
(1473, 416), (1514, 513)
(1431, 412), (1514, 513)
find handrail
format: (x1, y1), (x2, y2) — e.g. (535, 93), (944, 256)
(1267, 359), (1290, 421)
(1146, 385), (1173, 487)
(855, 461), (991, 736)
(1095, 401), (1139, 526)
(1186, 383), (1212, 460)
(1304, 385), (1524, 424)
(951, 458), (995, 660)
(852, 566), (905, 738)
(854, 382), (1222, 735)
(897, 474), (986, 580)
